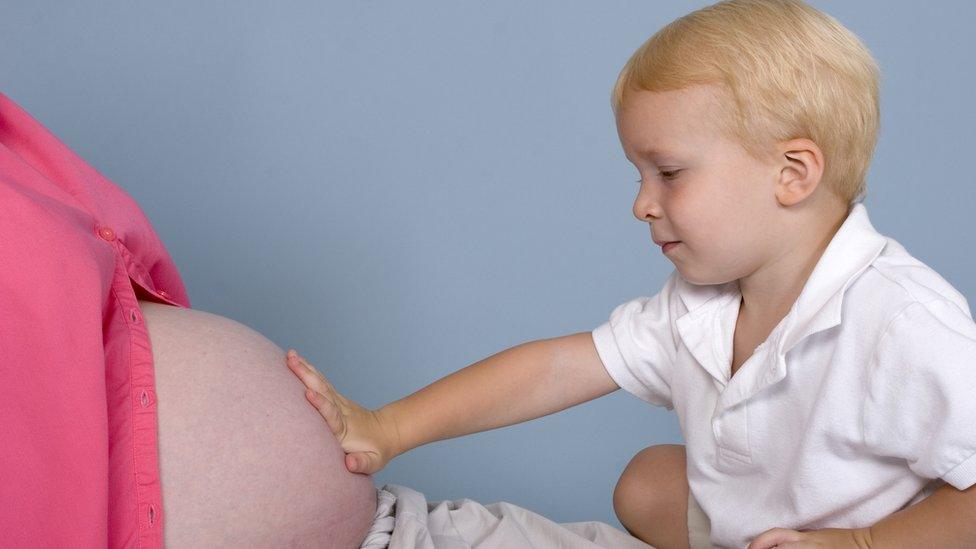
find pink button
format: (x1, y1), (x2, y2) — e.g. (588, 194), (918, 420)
(158, 290), (169, 298)
(96, 226), (116, 242)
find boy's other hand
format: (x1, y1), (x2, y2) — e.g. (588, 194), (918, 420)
(284, 349), (401, 475)
(748, 526), (872, 548)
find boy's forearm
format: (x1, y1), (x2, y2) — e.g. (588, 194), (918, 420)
(376, 333), (611, 456)
(862, 481), (976, 548)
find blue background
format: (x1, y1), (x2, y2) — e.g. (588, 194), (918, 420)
(3, 0), (974, 532)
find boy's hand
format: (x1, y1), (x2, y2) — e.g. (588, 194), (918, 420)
(284, 349), (402, 475)
(748, 526), (872, 548)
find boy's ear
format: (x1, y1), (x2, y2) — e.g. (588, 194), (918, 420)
(773, 138), (825, 207)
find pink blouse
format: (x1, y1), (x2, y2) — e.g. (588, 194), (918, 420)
(0, 90), (189, 548)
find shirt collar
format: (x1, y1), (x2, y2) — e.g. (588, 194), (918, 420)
(671, 202), (888, 408)
(777, 202), (888, 354)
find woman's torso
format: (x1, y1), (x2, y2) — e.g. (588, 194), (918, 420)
(139, 299), (376, 548)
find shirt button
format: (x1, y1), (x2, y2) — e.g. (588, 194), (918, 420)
(140, 388), (152, 408)
(130, 309), (141, 323)
(158, 290), (169, 298)
(96, 226), (116, 242)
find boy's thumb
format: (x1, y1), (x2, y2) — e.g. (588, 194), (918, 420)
(347, 453), (369, 473)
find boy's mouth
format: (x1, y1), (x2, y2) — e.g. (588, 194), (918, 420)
(661, 241), (681, 253)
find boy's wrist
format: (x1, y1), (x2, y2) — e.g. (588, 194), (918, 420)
(375, 403), (407, 458)
(852, 527), (874, 548)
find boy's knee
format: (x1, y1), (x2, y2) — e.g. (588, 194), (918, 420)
(614, 444), (683, 504)
(613, 444), (689, 546)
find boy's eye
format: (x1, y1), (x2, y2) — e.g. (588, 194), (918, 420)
(635, 170), (680, 184)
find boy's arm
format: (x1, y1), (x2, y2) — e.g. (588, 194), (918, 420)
(750, 482), (976, 549)
(376, 332), (619, 457)
(861, 481), (976, 548)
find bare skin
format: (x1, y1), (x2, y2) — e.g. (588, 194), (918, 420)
(730, 296), (782, 378)
(139, 299), (376, 548)
(614, 444), (691, 549)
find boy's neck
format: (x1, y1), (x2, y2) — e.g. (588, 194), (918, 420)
(737, 204), (848, 324)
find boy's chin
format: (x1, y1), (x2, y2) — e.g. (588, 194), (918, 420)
(675, 266), (734, 287)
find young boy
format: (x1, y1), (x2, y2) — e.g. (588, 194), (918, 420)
(285, 1), (976, 547)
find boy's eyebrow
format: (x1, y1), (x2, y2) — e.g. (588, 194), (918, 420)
(626, 147), (680, 163)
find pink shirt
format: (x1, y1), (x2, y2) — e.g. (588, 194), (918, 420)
(0, 91), (190, 548)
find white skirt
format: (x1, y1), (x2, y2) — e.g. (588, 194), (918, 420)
(358, 483), (658, 548)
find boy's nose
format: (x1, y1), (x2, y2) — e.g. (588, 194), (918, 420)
(632, 188), (663, 222)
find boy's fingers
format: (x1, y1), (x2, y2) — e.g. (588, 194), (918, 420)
(305, 389), (345, 437)
(286, 354), (332, 393)
(346, 452), (370, 474)
(285, 352), (336, 391)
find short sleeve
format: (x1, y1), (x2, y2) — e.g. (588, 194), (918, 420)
(591, 272), (678, 409)
(861, 299), (976, 490)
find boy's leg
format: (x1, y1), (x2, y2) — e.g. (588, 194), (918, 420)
(613, 444), (692, 548)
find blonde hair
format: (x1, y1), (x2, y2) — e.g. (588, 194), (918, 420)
(611, 0), (881, 208)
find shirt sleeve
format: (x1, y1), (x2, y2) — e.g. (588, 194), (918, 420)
(591, 272), (678, 409)
(861, 299), (976, 490)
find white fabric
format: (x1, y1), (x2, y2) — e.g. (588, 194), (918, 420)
(591, 202), (976, 549)
(358, 483), (653, 549)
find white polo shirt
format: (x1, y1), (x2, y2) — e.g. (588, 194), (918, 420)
(592, 202), (976, 549)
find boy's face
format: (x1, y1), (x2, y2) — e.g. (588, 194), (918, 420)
(615, 83), (783, 286)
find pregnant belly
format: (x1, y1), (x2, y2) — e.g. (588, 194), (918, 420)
(138, 299), (376, 548)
